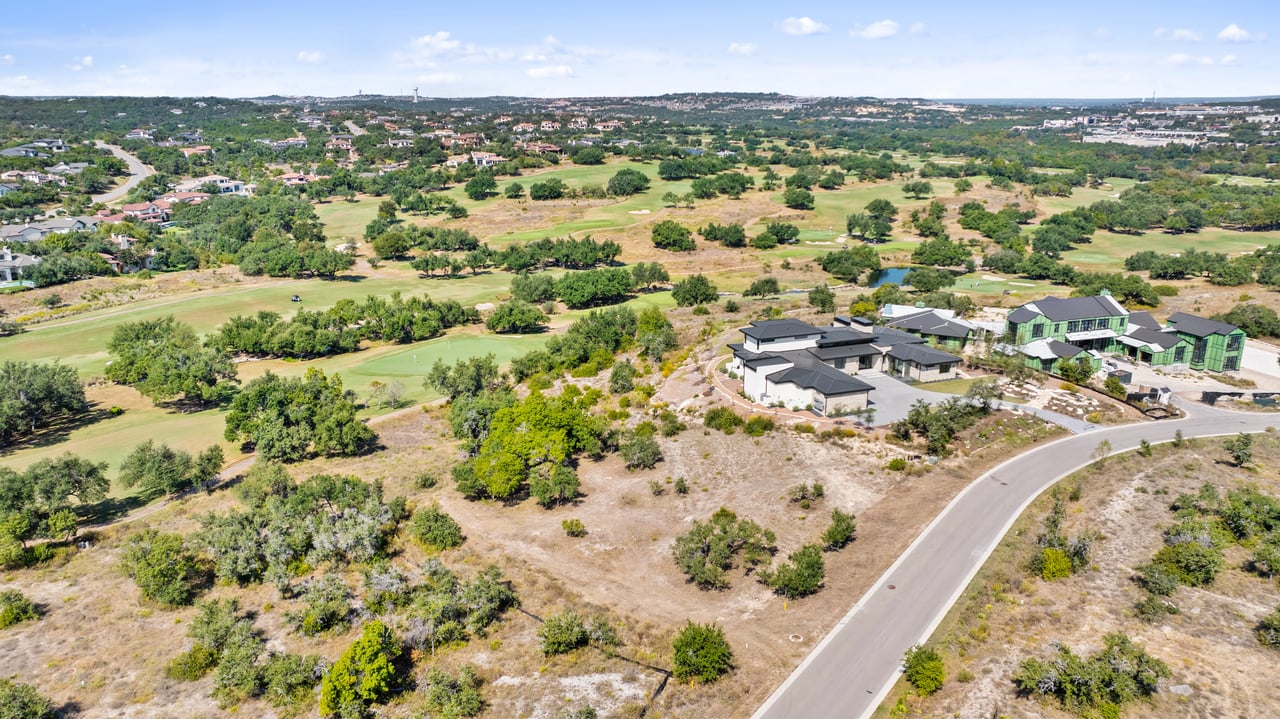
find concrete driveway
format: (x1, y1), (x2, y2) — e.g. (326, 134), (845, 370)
(859, 372), (1095, 433)
(92, 142), (153, 205)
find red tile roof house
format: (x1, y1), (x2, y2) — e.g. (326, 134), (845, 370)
(181, 145), (213, 158)
(121, 200), (170, 223)
(157, 191), (211, 205)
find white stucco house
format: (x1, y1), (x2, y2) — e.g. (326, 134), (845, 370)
(727, 318), (963, 416)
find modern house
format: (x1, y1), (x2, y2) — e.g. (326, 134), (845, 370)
(728, 319), (962, 415)
(1006, 293), (1244, 373)
(174, 175), (245, 195)
(0, 216), (98, 243)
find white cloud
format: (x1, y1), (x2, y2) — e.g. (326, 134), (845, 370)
(0, 54), (13, 65)
(544, 35), (560, 47)
(69, 55), (93, 71)
(1218, 23), (1254, 42)
(1221, 54), (1238, 65)
(397, 30), (474, 67)
(1164, 53), (1214, 66)
(851, 20), (900, 40)
(526, 64), (572, 78)
(1170, 28), (1202, 42)
(416, 72), (457, 84)
(296, 50), (323, 64)
(778, 17), (827, 36)
(909, 22), (926, 34)
(728, 42), (757, 56)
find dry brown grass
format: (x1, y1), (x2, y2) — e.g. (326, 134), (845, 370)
(889, 432), (1280, 719)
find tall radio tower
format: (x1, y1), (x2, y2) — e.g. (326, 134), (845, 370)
(413, 87), (419, 104)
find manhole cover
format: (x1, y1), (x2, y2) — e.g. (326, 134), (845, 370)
(1000, 481), (1008, 486)
(789, 634), (803, 642)
(888, 584), (896, 590)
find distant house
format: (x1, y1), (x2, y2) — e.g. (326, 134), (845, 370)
(181, 145), (213, 158)
(512, 122), (537, 133)
(0, 216), (97, 243)
(569, 116), (589, 129)
(124, 129), (153, 141)
(444, 154), (471, 168)
(0, 246), (39, 282)
(0, 146), (50, 158)
(386, 138), (414, 149)
(174, 175), (245, 194)
(470, 151), (507, 168)
(157, 191), (211, 205)
(540, 120), (562, 131)
(593, 120), (623, 131)
(521, 141), (561, 154)
(0, 183), (20, 197)
(45, 162), (89, 175)
(255, 137), (308, 150)
(121, 201), (170, 223)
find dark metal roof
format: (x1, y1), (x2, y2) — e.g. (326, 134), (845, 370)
(1127, 310), (1161, 331)
(1023, 295), (1127, 321)
(740, 318), (823, 341)
(887, 310), (972, 339)
(773, 355), (874, 396)
(742, 354), (792, 369)
(815, 327), (877, 347)
(1166, 311), (1241, 338)
(1046, 339), (1085, 359)
(870, 326), (928, 346)
(1007, 307), (1037, 324)
(886, 343), (961, 366)
(808, 344), (882, 361)
(1127, 327), (1185, 350)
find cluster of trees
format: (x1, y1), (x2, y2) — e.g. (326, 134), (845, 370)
(207, 293), (478, 359)
(957, 201), (1038, 251)
(551, 268), (637, 308)
(890, 385), (999, 455)
(107, 316), (238, 406)
(1215, 303), (1280, 338)
(1126, 243), (1280, 288)
(223, 369), (376, 462)
(656, 155), (738, 180)
(818, 245), (882, 283)
(1013, 633), (1170, 715)
(0, 453), (107, 562)
(672, 507), (776, 589)
(689, 171), (755, 199)
(0, 360), (86, 446)
(652, 220), (696, 251)
(509, 306), (646, 381)
(192, 465), (400, 593)
(846, 198), (898, 242)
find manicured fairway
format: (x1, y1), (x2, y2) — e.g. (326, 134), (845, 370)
(3, 272), (513, 376)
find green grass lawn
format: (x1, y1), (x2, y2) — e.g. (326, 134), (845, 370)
(1061, 227), (1280, 272)
(1035, 178), (1139, 215)
(3, 272), (513, 377)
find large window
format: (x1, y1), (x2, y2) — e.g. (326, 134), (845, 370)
(1032, 323), (1045, 339)
(1192, 339), (1207, 364)
(1066, 318), (1109, 334)
(1174, 345), (1186, 363)
(1226, 334), (1242, 352)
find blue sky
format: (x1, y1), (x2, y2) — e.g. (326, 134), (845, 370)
(1, 1), (1276, 98)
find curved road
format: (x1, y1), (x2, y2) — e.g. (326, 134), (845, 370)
(753, 402), (1278, 719)
(92, 142), (153, 205)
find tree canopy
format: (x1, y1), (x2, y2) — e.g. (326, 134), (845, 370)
(107, 316), (237, 405)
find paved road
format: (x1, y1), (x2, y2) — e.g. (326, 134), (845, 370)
(92, 142), (153, 205)
(752, 402), (1276, 719)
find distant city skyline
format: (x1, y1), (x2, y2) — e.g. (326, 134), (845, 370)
(2, 1), (1277, 99)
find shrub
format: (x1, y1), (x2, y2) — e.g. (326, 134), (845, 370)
(760, 544), (825, 598)
(903, 645), (945, 695)
(674, 477), (689, 494)
(672, 508), (776, 589)
(1134, 595), (1180, 623)
(609, 361), (636, 394)
(285, 575), (352, 636)
(120, 529), (202, 607)
(423, 666), (484, 719)
(743, 416), (775, 436)
(165, 644), (220, 681)
(530, 464), (581, 507)
(0, 678), (54, 719)
(1257, 606), (1280, 649)
(0, 590), (38, 629)
(539, 609), (589, 656)
(1013, 633), (1169, 714)
(261, 653), (323, 709)
(411, 503), (466, 550)
(1038, 548), (1073, 581)
(672, 621), (733, 683)
(319, 620), (402, 718)
(620, 432), (663, 470)
(212, 622), (265, 705)
(704, 407), (744, 434)
(1152, 540), (1224, 587)
(562, 518), (587, 537)
(886, 457), (908, 472)
(822, 509), (857, 551)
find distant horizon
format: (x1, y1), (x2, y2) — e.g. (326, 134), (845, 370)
(4, 1), (1279, 98)
(3, 92), (1279, 107)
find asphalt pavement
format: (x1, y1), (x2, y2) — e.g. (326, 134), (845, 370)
(91, 142), (153, 205)
(752, 401), (1275, 719)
